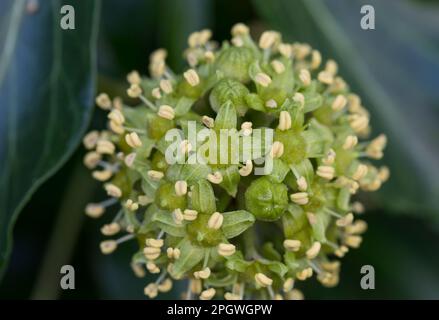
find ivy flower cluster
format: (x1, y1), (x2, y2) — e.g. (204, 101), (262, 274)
(83, 23), (389, 300)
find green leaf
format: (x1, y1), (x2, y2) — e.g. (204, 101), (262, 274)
(266, 158), (290, 183)
(151, 209), (186, 237)
(222, 210), (255, 239)
(170, 237), (205, 279)
(219, 165), (240, 197)
(259, 260), (288, 278)
(225, 252), (252, 273)
(174, 96), (195, 116)
(165, 163), (212, 184)
(190, 179), (216, 214)
(215, 100), (237, 129)
(0, 0), (100, 278)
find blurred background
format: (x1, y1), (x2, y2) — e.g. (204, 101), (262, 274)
(0, 0), (438, 299)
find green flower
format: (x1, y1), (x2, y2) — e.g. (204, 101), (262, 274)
(84, 23), (389, 300)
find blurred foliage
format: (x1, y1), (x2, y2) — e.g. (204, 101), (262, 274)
(0, 0), (438, 299)
(0, 0), (100, 279)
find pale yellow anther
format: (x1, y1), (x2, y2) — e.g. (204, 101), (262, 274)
(101, 222), (120, 236)
(208, 212), (224, 230)
(283, 239), (301, 252)
(158, 278), (173, 293)
(317, 71), (334, 85)
(166, 247), (181, 260)
(345, 235), (363, 248)
(109, 120), (124, 134)
(104, 183), (122, 198)
(225, 292), (241, 300)
(270, 141), (284, 158)
(194, 267), (211, 280)
(96, 93), (112, 110)
(336, 212), (354, 227)
(144, 283), (158, 299)
(125, 132), (142, 148)
(188, 32), (201, 48)
(239, 160), (253, 177)
(127, 83), (142, 98)
(231, 36), (244, 47)
(311, 50), (322, 69)
(278, 111), (292, 131)
(290, 192), (309, 205)
(199, 29), (212, 45)
(147, 170), (164, 181)
(127, 70), (141, 85)
(207, 171), (223, 184)
(125, 199), (139, 211)
(378, 166), (390, 182)
(123, 152), (136, 168)
(145, 238), (164, 248)
(255, 72), (272, 87)
(184, 69), (200, 86)
(278, 43), (292, 58)
(348, 114), (369, 133)
(190, 279), (202, 293)
(183, 209), (198, 221)
(306, 212), (317, 225)
(231, 23), (249, 36)
(157, 105), (175, 120)
(345, 220), (368, 235)
(180, 140), (192, 154)
(138, 195), (153, 206)
(83, 151), (101, 169)
(259, 31), (279, 49)
(174, 180), (188, 197)
(283, 278), (295, 292)
(316, 165), (335, 180)
(332, 94), (347, 111)
(306, 241), (321, 259)
(143, 246), (161, 260)
(322, 149), (336, 165)
(352, 164), (368, 181)
(352, 201), (365, 214)
(241, 121), (253, 136)
(293, 92), (305, 108)
(343, 135), (358, 150)
(366, 134), (387, 159)
(186, 51), (198, 67)
(83, 130), (100, 149)
(172, 208), (184, 225)
(131, 262), (146, 278)
(160, 79), (173, 94)
(151, 87), (162, 99)
(296, 176), (308, 191)
(299, 69), (311, 86)
(146, 262), (160, 274)
(200, 288), (216, 300)
(296, 267), (313, 280)
(286, 289), (304, 300)
(150, 60), (166, 78)
(92, 169), (112, 181)
(325, 59), (338, 75)
(265, 99), (278, 109)
(255, 273), (273, 287)
(202, 115), (215, 128)
(150, 48), (167, 63)
(294, 43), (311, 59)
(85, 203), (105, 218)
(334, 245), (349, 258)
(218, 243), (236, 257)
(100, 240), (117, 255)
(271, 60), (285, 74)
(204, 51), (215, 63)
(96, 140), (115, 155)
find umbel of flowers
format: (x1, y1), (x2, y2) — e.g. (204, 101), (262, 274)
(83, 23), (388, 300)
